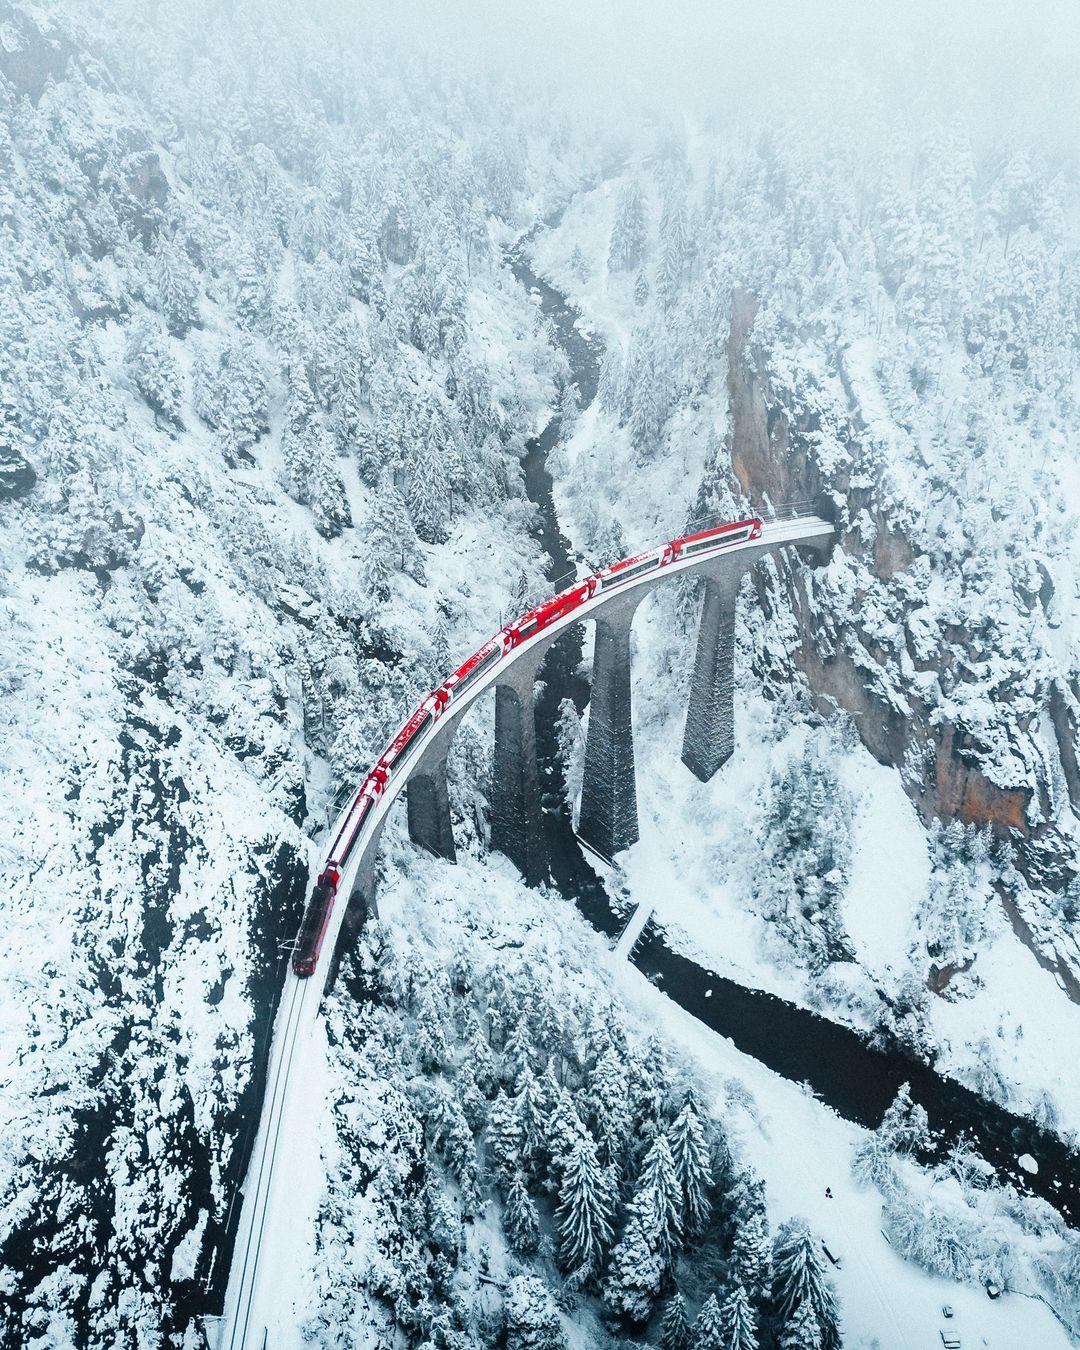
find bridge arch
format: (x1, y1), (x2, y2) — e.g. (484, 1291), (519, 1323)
(326, 515), (833, 967)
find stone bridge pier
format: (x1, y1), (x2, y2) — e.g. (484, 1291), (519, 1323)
(577, 591), (645, 861)
(489, 646), (550, 887)
(681, 563), (744, 782)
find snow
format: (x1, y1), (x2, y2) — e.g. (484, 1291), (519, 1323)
(240, 841), (1073, 1349)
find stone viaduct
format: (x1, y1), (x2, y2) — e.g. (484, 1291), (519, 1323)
(341, 516), (834, 921)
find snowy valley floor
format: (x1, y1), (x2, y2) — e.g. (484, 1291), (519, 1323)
(229, 836), (1072, 1350)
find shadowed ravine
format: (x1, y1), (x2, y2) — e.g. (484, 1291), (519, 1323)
(505, 213), (1080, 1226)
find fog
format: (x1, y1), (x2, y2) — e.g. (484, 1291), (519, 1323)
(293, 0), (1080, 165)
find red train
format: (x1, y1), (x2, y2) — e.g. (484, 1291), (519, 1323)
(290, 516), (762, 977)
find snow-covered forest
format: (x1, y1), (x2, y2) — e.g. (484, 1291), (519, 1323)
(1, 0), (1078, 1347)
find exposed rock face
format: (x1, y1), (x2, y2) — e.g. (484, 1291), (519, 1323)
(0, 4), (71, 104)
(725, 289), (1080, 995)
(0, 443), (36, 500)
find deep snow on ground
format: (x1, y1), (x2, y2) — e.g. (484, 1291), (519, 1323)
(531, 169), (1080, 1146)
(247, 840), (1073, 1350)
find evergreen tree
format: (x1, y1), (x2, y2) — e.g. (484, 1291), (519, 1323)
(505, 1275), (567, 1350)
(602, 1213), (663, 1323)
(730, 1210), (771, 1303)
(124, 320), (181, 424)
(504, 1168), (540, 1255)
(545, 1080), (588, 1173)
(455, 1059), (487, 1131)
(501, 1017), (534, 1087)
(155, 236), (199, 336)
(485, 1088), (522, 1185)
(609, 180), (648, 273)
(638, 1133), (682, 1260)
(771, 1220), (841, 1350)
(693, 1293), (725, 1350)
(718, 1282), (757, 1350)
(668, 1095), (712, 1238)
(555, 1133), (613, 1277)
(877, 1082), (931, 1157)
(779, 1299), (823, 1350)
(633, 270), (650, 306)
(513, 1072), (546, 1173)
(406, 429), (450, 543)
(658, 1294), (692, 1350)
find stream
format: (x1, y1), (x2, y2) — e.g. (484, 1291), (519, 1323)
(505, 213), (1080, 1227)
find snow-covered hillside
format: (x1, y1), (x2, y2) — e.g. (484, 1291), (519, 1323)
(531, 103), (1080, 1144)
(2, 1), (1079, 1347)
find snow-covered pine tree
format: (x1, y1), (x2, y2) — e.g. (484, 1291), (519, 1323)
(406, 429), (451, 543)
(634, 270), (650, 306)
(658, 1293), (692, 1350)
(778, 1298), (824, 1350)
(602, 1212), (664, 1323)
(668, 1094), (712, 1238)
(609, 180), (648, 273)
(505, 1275), (567, 1350)
(637, 1133), (682, 1260)
(692, 1293), (725, 1350)
(513, 1072), (546, 1174)
(505, 1168), (540, 1255)
(771, 1220), (841, 1350)
(730, 1209), (771, 1303)
(545, 1081), (588, 1178)
(717, 1282), (757, 1350)
(876, 1082), (931, 1157)
(124, 320), (181, 424)
(455, 1059), (487, 1131)
(501, 1017), (534, 1087)
(555, 1132), (613, 1277)
(154, 235), (199, 336)
(485, 1088), (523, 1185)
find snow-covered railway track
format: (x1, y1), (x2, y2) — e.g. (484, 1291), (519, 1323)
(219, 974), (314, 1350)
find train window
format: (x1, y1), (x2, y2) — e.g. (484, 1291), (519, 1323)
(682, 526), (750, 556)
(452, 646), (500, 698)
(517, 615), (538, 637)
(604, 555), (660, 586)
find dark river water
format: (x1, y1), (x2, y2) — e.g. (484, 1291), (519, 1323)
(505, 213), (1080, 1226)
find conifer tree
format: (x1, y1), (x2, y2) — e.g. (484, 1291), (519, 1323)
(718, 1282), (757, 1350)
(455, 1059), (487, 1131)
(513, 1072), (546, 1173)
(505, 1168), (540, 1255)
(609, 180), (648, 273)
(602, 1213), (663, 1323)
(506, 1275), (567, 1350)
(693, 1293), (725, 1350)
(668, 1095), (712, 1238)
(555, 1133), (613, 1277)
(155, 236), (199, 335)
(730, 1209), (771, 1303)
(545, 1081), (587, 1174)
(485, 1088), (522, 1185)
(771, 1220), (841, 1350)
(638, 1133), (682, 1260)
(779, 1299), (824, 1350)
(658, 1294), (692, 1350)
(501, 1017), (534, 1087)
(877, 1082), (931, 1157)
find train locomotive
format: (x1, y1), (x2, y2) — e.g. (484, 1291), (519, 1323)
(290, 516), (762, 977)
